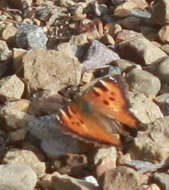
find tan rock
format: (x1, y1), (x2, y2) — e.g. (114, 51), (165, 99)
(2, 24), (17, 44)
(100, 166), (148, 190)
(0, 100), (34, 129)
(21, 48), (82, 93)
(114, 2), (138, 17)
(3, 148), (46, 177)
(128, 92), (163, 124)
(126, 68), (161, 96)
(158, 25), (169, 43)
(117, 36), (167, 65)
(94, 147), (117, 177)
(129, 116), (169, 162)
(13, 48), (27, 70)
(0, 74), (24, 99)
(40, 171), (99, 190)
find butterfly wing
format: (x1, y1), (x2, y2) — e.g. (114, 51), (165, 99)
(84, 75), (138, 128)
(57, 102), (121, 146)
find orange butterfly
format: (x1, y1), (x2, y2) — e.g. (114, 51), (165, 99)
(56, 75), (138, 146)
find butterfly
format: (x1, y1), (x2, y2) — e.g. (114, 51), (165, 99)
(56, 75), (139, 146)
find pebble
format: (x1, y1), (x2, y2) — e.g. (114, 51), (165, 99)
(156, 57), (169, 84)
(16, 24), (48, 49)
(3, 148), (46, 177)
(158, 25), (169, 43)
(0, 74), (24, 99)
(0, 164), (37, 190)
(0, 40), (11, 61)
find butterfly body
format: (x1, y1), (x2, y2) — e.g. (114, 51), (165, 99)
(57, 75), (138, 146)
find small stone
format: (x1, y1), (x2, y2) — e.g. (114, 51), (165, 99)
(9, 128), (27, 141)
(152, 173), (169, 190)
(126, 68), (161, 96)
(0, 40), (11, 61)
(158, 25), (169, 43)
(161, 44), (169, 55)
(8, 0), (32, 9)
(100, 166), (148, 190)
(130, 9), (151, 19)
(156, 57), (169, 84)
(115, 29), (142, 43)
(83, 40), (120, 72)
(16, 24), (48, 49)
(0, 164), (37, 190)
(83, 176), (99, 187)
(2, 25), (17, 45)
(94, 2), (109, 16)
(0, 100), (34, 129)
(116, 36), (167, 65)
(129, 116), (169, 162)
(40, 171), (99, 190)
(114, 2), (138, 17)
(128, 92), (163, 124)
(3, 148), (46, 177)
(112, 59), (138, 72)
(0, 74), (24, 99)
(118, 16), (141, 31)
(155, 93), (169, 115)
(151, 0), (169, 25)
(94, 147), (117, 177)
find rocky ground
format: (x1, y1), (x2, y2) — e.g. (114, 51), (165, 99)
(0, 0), (169, 190)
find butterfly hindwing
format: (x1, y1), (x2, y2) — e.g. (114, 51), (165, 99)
(58, 102), (121, 146)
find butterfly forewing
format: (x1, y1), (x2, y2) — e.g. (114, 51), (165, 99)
(84, 76), (138, 128)
(58, 102), (121, 146)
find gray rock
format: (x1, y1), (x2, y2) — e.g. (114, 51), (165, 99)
(151, 0), (169, 25)
(128, 92), (163, 124)
(156, 57), (169, 84)
(129, 116), (169, 162)
(83, 40), (120, 72)
(100, 166), (148, 190)
(3, 148), (46, 177)
(116, 36), (167, 65)
(0, 164), (37, 190)
(16, 24), (48, 49)
(126, 68), (161, 96)
(152, 173), (169, 190)
(28, 115), (81, 158)
(0, 40), (11, 61)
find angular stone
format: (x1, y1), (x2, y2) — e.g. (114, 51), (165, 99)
(21, 48), (81, 93)
(0, 164), (37, 190)
(0, 74), (24, 99)
(117, 36), (167, 65)
(3, 148), (46, 177)
(128, 92), (163, 124)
